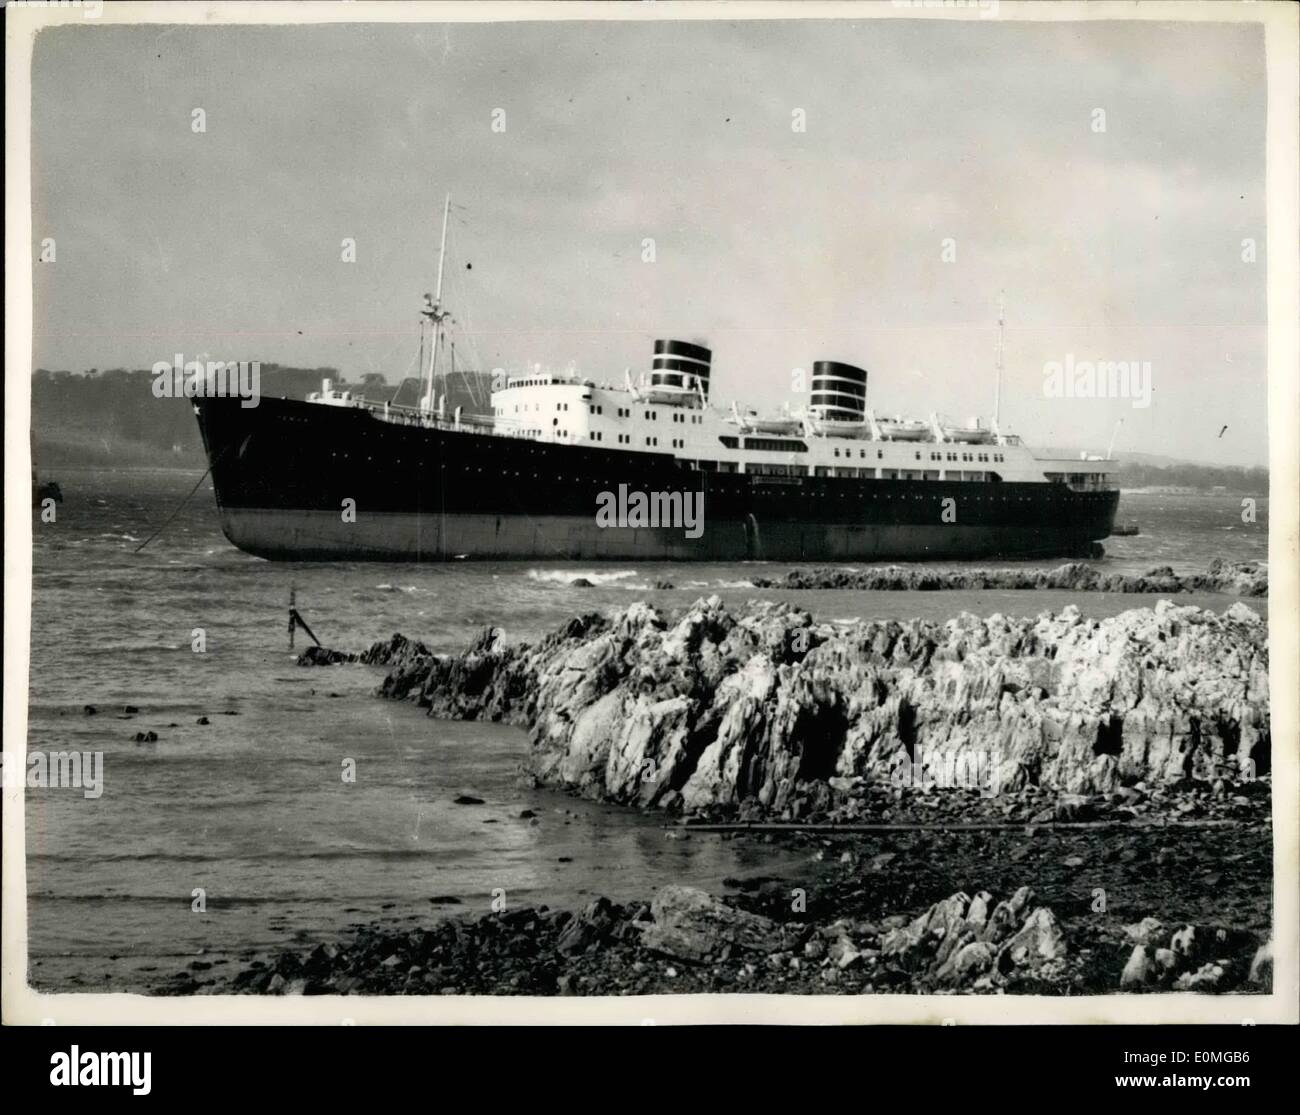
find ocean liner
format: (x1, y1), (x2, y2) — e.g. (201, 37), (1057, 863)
(194, 203), (1119, 562)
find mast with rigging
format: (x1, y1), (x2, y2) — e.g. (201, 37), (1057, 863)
(419, 193), (453, 413)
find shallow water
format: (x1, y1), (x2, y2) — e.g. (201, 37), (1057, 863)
(25, 470), (1267, 991)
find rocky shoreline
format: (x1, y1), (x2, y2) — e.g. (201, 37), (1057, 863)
(190, 807), (1272, 996)
(250, 592), (1274, 999)
(354, 595), (1268, 819)
(752, 559), (1267, 596)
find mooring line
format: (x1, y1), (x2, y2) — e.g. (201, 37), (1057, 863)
(134, 446), (228, 553)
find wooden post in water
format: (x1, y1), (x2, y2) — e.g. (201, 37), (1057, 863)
(287, 587), (322, 650)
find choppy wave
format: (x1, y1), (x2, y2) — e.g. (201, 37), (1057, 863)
(79, 642), (185, 653)
(526, 569), (637, 586)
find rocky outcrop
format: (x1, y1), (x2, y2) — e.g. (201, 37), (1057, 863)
(297, 645), (357, 666)
(202, 879), (1268, 996)
(373, 596), (1269, 815)
(754, 559), (1267, 597)
(297, 632), (432, 669)
(878, 887), (1067, 988)
(1117, 918), (1264, 992)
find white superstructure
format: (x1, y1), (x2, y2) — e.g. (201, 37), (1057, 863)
(487, 343), (1117, 492)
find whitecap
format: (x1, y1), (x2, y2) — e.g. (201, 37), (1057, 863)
(527, 569), (636, 586)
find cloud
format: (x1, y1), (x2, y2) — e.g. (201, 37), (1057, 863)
(30, 17), (1268, 465)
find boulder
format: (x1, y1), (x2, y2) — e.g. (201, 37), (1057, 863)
(997, 908), (1065, 972)
(1120, 945), (1151, 988)
(1248, 940), (1273, 986)
(556, 897), (618, 956)
(639, 885), (784, 964)
(1123, 917), (1165, 947)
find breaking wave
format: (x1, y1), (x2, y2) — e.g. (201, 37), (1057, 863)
(526, 569), (637, 587)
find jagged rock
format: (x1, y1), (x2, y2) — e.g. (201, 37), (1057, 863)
(556, 897), (617, 956)
(939, 940), (995, 983)
(1121, 945), (1151, 987)
(1170, 925), (1198, 960)
(1116, 921), (1263, 992)
(639, 885), (784, 964)
(997, 908), (1065, 972)
(966, 891), (993, 930)
(880, 888), (1065, 988)
(756, 560), (1267, 597)
(297, 646), (357, 666)
(1174, 962), (1225, 991)
(828, 936), (862, 969)
(371, 596), (1269, 815)
(1124, 917), (1165, 947)
(1248, 940), (1273, 985)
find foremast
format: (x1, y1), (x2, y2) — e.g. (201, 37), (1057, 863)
(419, 193), (453, 414)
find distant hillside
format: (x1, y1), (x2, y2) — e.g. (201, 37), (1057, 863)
(30, 366), (493, 470)
(1113, 458), (1268, 494)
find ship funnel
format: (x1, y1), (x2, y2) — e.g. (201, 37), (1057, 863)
(650, 339), (712, 399)
(809, 360), (867, 422)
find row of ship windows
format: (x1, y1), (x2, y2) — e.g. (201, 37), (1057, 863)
(322, 451), (1102, 498)
(924, 451), (1003, 463)
(549, 430), (689, 448)
(669, 459), (1000, 481)
(369, 461), (1092, 499)
(493, 405), (703, 424)
(821, 447), (1005, 464)
(711, 464), (993, 481)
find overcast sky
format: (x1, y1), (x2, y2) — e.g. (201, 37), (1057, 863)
(31, 16), (1268, 465)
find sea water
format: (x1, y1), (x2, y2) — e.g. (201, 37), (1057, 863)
(24, 470), (1267, 991)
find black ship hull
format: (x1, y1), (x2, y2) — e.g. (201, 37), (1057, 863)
(194, 396), (1119, 562)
